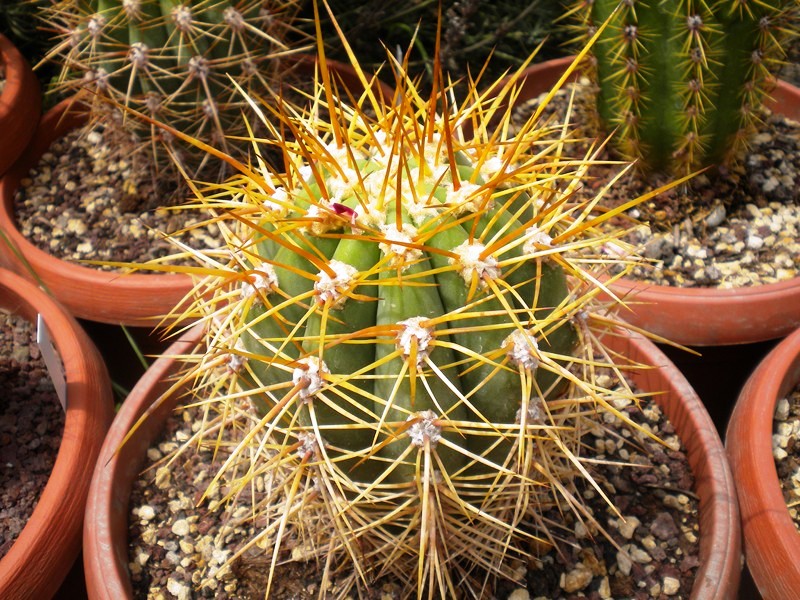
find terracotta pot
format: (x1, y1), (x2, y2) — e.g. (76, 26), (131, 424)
(0, 268), (114, 599)
(83, 327), (740, 599)
(0, 33), (40, 177)
(0, 58), (394, 327)
(489, 56), (800, 347)
(726, 327), (800, 599)
(0, 96), (196, 327)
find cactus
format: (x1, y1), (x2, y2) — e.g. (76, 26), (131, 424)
(40, 0), (303, 189)
(148, 17), (669, 598)
(567, 0), (798, 174)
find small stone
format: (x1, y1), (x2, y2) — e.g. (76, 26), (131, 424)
(630, 546), (653, 564)
(507, 589), (530, 600)
(663, 576), (681, 596)
(560, 565), (593, 593)
(617, 516), (640, 540)
(166, 578), (191, 600)
(138, 505), (156, 521)
(704, 203), (726, 227)
(171, 519), (190, 537)
(598, 576), (612, 599)
(617, 548), (633, 576)
(746, 235), (764, 250)
(776, 397), (791, 420)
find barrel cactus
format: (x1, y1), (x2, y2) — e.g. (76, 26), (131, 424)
(40, 0), (302, 189)
(567, 0), (798, 174)
(155, 32), (661, 597)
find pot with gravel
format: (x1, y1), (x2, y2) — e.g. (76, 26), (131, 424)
(489, 51), (800, 347)
(0, 33), (40, 180)
(509, 1), (800, 347)
(726, 327), (800, 598)
(0, 1), (308, 326)
(84, 14), (740, 598)
(0, 267), (114, 598)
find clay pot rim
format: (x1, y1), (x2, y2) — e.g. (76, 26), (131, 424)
(0, 33), (41, 177)
(0, 268), (113, 597)
(726, 327), (800, 595)
(84, 326), (739, 599)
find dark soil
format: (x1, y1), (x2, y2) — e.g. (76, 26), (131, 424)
(127, 381), (699, 599)
(0, 312), (65, 559)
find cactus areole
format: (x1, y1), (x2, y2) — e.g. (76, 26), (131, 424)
(172, 30), (649, 595)
(573, 0), (796, 173)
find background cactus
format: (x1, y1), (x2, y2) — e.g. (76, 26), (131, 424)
(304, 0), (570, 100)
(567, 0), (798, 174)
(148, 22), (667, 597)
(40, 0), (304, 197)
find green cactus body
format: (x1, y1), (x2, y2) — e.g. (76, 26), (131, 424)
(574, 0), (796, 173)
(230, 138), (578, 484)
(169, 39), (652, 595)
(43, 0), (300, 180)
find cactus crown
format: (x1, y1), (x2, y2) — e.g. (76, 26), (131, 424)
(148, 10), (669, 598)
(40, 0), (304, 189)
(567, 0), (798, 174)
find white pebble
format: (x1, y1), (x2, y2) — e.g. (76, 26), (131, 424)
(166, 578), (191, 600)
(138, 505), (156, 521)
(171, 519), (190, 536)
(663, 576), (681, 596)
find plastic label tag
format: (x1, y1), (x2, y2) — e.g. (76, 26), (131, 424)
(36, 314), (67, 412)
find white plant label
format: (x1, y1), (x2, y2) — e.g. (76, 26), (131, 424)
(37, 314), (67, 411)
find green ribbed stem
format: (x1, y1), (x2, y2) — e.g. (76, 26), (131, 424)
(583, 0), (794, 173)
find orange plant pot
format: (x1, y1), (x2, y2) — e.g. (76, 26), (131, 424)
(486, 56), (800, 347)
(726, 327), (800, 599)
(0, 33), (40, 177)
(0, 268), (114, 599)
(83, 327), (740, 599)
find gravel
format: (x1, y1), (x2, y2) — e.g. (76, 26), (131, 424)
(13, 124), (221, 270)
(511, 79), (800, 289)
(773, 383), (800, 531)
(128, 377), (700, 599)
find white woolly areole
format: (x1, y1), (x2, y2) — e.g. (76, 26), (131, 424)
(240, 266), (278, 302)
(523, 226), (553, 254)
(450, 241), (501, 286)
(397, 317), (434, 366)
(314, 260), (359, 308)
(264, 186), (289, 213)
(480, 155), (508, 178)
(226, 338), (247, 373)
(293, 357), (329, 402)
(304, 201), (341, 235)
(446, 181), (489, 215)
(327, 167), (359, 198)
(503, 329), (540, 372)
(296, 431), (321, 459)
(407, 410), (442, 448)
(517, 397), (545, 424)
(380, 224), (423, 268)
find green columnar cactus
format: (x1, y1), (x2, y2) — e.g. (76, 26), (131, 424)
(40, 0), (302, 186)
(154, 31), (660, 598)
(569, 0), (797, 174)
